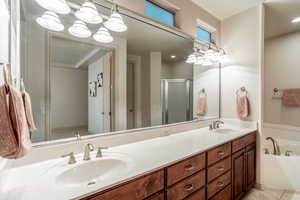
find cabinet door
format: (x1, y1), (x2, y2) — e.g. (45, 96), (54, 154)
(245, 146), (256, 191)
(232, 149), (245, 200)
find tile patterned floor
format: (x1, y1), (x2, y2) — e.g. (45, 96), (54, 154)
(244, 188), (300, 200)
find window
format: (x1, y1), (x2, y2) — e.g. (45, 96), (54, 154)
(145, 1), (175, 26)
(197, 27), (212, 43)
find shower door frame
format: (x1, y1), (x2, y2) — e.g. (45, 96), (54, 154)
(161, 79), (193, 125)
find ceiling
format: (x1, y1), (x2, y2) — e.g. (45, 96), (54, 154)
(265, 0), (300, 39)
(190, 0), (265, 20)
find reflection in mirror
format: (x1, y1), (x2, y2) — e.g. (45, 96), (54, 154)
(264, 0), (300, 127)
(20, 0), (220, 143)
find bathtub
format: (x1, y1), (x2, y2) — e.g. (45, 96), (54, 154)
(262, 140), (300, 191)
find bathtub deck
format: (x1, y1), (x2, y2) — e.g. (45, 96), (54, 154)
(244, 188), (300, 200)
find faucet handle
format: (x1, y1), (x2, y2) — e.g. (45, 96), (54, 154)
(96, 147), (109, 158)
(62, 152), (76, 164)
(285, 150), (293, 156)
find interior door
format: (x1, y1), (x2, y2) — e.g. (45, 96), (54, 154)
(127, 63), (135, 129)
(162, 79), (192, 125)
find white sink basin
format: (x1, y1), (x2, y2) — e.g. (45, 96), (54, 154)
(56, 158), (129, 187)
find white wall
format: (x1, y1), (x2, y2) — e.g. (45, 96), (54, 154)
(0, 0), (9, 65)
(51, 67), (88, 129)
(161, 61), (193, 80)
(221, 6), (261, 121)
(193, 66), (219, 119)
(150, 52), (162, 126)
(264, 31), (300, 127)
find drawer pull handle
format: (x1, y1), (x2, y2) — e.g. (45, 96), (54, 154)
(184, 184), (194, 191)
(217, 166), (225, 171)
(184, 164), (195, 171)
(217, 181), (225, 187)
(217, 151), (225, 156)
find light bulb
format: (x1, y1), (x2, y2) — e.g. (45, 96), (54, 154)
(35, 0), (71, 14)
(186, 54), (196, 64)
(36, 11), (64, 32)
(93, 27), (114, 43)
(75, 1), (103, 24)
(68, 20), (91, 38)
(104, 12), (128, 32)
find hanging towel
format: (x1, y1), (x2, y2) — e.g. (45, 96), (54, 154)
(197, 95), (207, 116)
(0, 85), (18, 157)
(22, 91), (37, 132)
(236, 95), (250, 119)
(282, 88), (300, 107)
(7, 85), (32, 159)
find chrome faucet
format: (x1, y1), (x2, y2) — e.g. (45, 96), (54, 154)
(62, 152), (76, 164)
(209, 120), (224, 130)
(266, 137), (281, 155)
(83, 143), (95, 161)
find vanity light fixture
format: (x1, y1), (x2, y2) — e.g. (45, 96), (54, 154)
(36, 11), (64, 32)
(202, 59), (213, 66)
(35, 0), (71, 15)
(186, 53), (197, 64)
(93, 27), (114, 43)
(292, 17), (300, 23)
(75, 1), (103, 24)
(104, 5), (128, 32)
(68, 20), (92, 38)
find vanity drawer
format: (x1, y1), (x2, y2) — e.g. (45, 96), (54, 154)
(145, 192), (164, 200)
(185, 188), (205, 200)
(167, 170), (205, 200)
(86, 170), (164, 200)
(207, 171), (231, 199)
(210, 184), (232, 200)
(167, 153), (205, 186)
(207, 156), (231, 182)
(232, 132), (256, 153)
(207, 143), (231, 166)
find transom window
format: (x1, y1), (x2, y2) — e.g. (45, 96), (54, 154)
(197, 27), (212, 43)
(145, 1), (175, 26)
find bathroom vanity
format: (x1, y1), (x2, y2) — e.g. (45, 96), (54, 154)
(79, 131), (256, 200)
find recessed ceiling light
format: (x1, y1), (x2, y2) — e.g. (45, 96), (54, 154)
(292, 17), (300, 23)
(170, 55), (176, 59)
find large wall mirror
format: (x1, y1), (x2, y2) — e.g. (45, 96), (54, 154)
(20, 0), (221, 143)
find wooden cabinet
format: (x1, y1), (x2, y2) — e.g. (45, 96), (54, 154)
(80, 132), (256, 200)
(167, 170), (205, 200)
(232, 133), (256, 200)
(167, 153), (206, 186)
(232, 149), (245, 200)
(210, 185), (232, 200)
(84, 170), (164, 200)
(245, 144), (256, 192)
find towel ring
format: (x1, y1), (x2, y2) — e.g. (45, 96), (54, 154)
(236, 87), (248, 96)
(199, 88), (207, 96)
